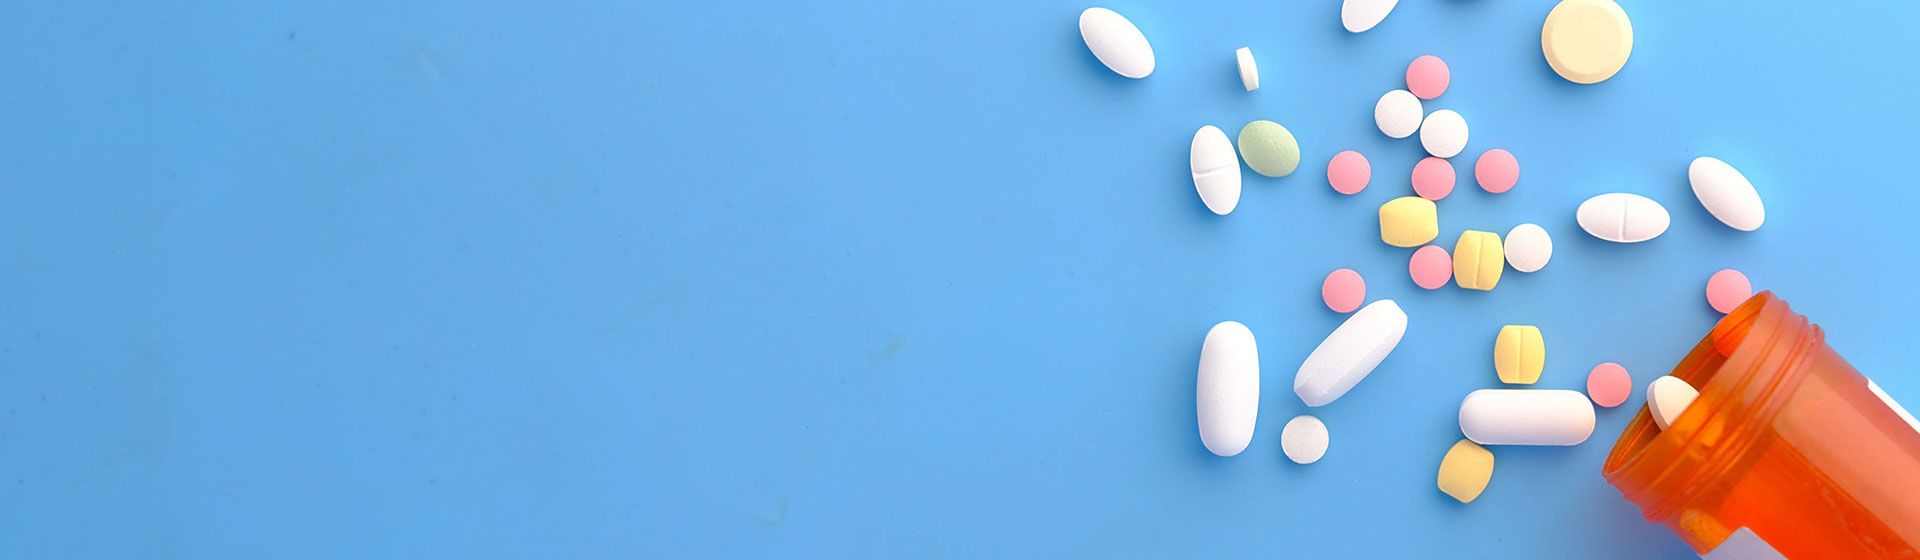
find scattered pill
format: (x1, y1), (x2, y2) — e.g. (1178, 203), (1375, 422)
(1419, 109), (1469, 158)
(1689, 156), (1765, 231)
(1375, 89), (1424, 139)
(1322, 268), (1366, 313)
(1342, 0), (1398, 33)
(1406, 55), (1450, 100)
(1494, 325), (1545, 385)
(1459, 389), (1596, 446)
(1647, 375), (1699, 430)
(1281, 415), (1330, 464)
(1503, 223), (1552, 273)
(1328, 151), (1372, 195)
(1474, 149), (1519, 193)
(1238, 120), (1301, 178)
(1706, 269), (1752, 314)
(1198, 321), (1259, 456)
(1236, 47), (1259, 91)
(1191, 125), (1242, 216)
(1576, 193), (1670, 243)
(1452, 230), (1504, 291)
(1412, 157), (1456, 200)
(1379, 197), (1439, 247)
(1541, 0), (1633, 84)
(1078, 7), (1155, 79)
(1409, 245), (1452, 290)
(1437, 439), (1494, 503)
(1587, 362), (1631, 408)
(1295, 300), (1407, 407)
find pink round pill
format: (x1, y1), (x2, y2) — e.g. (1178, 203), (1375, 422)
(1322, 268), (1366, 313)
(1411, 157), (1456, 201)
(1474, 149), (1519, 194)
(1327, 151), (1371, 195)
(1406, 55), (1450, 100)
(1408, 245), (1452, 290)
(1706, 269), (1753, 314)
(1587, 362), (1632, 408)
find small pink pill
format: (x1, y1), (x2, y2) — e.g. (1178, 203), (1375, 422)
(1409, 245), (1451, 290)
(1474, 149), (1519, 194)
(1587, 362), (1632, 408)
(1411, 157), (1456, 201)
(1406, 55), (1450, 100)
(1706, 269), (1752, 314)
(1322, 268), (1366, 313)
(1327, 151), (1371, 195)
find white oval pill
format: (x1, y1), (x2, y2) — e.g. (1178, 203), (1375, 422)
(1375, 90), (1424, 139)
(1504, 223), (1552, 273)
(1419, 110), (1468, 158)
(1198, 321), (1259, 457)
(1281, 415), (1329, 464)
(1459, 389), (1596, 446)
(1689, 156), (1765, 231)
(1342, 0), (1399, 33)
(1576, 193), (1670, 243)
(1079, 7), (1155, 79)
(1295, 300), (1407, 407)
(1191, 125), (1242, 216)
(1647, 375), (1699, 430)
(1236, 47), (1259, 91)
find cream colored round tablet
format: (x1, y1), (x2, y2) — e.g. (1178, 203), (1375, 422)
(1281, 415), (1329, 464)
(1542, 0), (1633, 84)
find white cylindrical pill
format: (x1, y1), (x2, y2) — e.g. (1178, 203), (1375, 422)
(1236, 47), (1259, 91)
(1198, 321), (1259, 456)
(1295, 300), (1407, 407)
(1458, 389), (1596, 446)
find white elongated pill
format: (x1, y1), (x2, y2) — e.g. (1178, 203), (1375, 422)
(1419, 109), (1469, 158)
(1191, 125), (1242, 215)
(1342, 0), (1399, 33)
(1647, 375), (1699, 430)
(1577, 193), (1670, 242)
(1459, 389), (1596, 446)
(1198, 321), (1259, 457)
(1375, 90), (1424, 139)
(1295, 300), (1407, 407)
(1079, 7), (1155, 79)
(1236, 47), (1259, 91)
(1281, 415), (1329, 464)
(1504, 223), (1552, 273)
(1689, 157), (1765, 231)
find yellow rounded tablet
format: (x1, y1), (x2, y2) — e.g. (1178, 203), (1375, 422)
(1438, 439), (1494, 503)
(1541, 0), (1633, 84)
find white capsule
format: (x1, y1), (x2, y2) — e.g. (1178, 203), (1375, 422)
(1281, 415), (1329, 464)
(1419, 109), (1469, 158)
(1295, 300), (1407, 407)
(1504, 223), (1552, 273)
(1078, 7), (1155, 79)
(1236, 47), (1259, 91)
(1647, 375), (1700, 430)
(1374, 90), (1424, 139)
(1689, 156), (1765, 231)
(1577, 193), (1670, 243)
(1459, 389), (1596, 446)
(1341, 0), (1399, 33)
(1198, 321), (1259, 457)
(1191, 125), (1242, 215)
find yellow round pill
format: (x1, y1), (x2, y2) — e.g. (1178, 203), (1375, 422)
(1541, 0), (1633, 84)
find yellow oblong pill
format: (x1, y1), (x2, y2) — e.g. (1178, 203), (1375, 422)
(1452, 230), (1504, 290)
(1379, 196), (1438, 248)
(1542, 0), (1633, 84)
(1438, 439), (1494, 503)
(1493, 325), (1545, 384)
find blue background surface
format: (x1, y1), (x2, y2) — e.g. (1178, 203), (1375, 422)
(3, 1), (1917, 557)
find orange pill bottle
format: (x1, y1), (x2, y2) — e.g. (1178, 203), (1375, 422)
(1604, 292), (1920, 558)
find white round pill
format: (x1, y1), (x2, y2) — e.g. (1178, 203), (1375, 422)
(1374, 90), (1424, 139)
(1419, 110), (1468, 158)
(1281, 415), (1329, 464)
(1078, 8), (1155, 79)
(1504, 223), (1552, 273)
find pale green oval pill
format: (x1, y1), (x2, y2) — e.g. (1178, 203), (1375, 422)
(1237, 120), (1300, 178)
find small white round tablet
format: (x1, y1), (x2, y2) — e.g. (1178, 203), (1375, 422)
(1374, 90), (1424, 139)
(1236, 47), (1259, 91)
(1281, 414), (1329, 464)
(1419, 110), (1468, 158)
(1504, 223), (1552, 273)
(1647, 376), (1699, 430)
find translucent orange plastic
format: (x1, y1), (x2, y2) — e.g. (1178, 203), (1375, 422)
(1603, 292), (1920, 557)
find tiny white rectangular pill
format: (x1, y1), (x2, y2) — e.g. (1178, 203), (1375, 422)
(1236, 47), (1259, 91)
(1459, 389), (1595, 446)
(1295, 300), (1407, 407)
